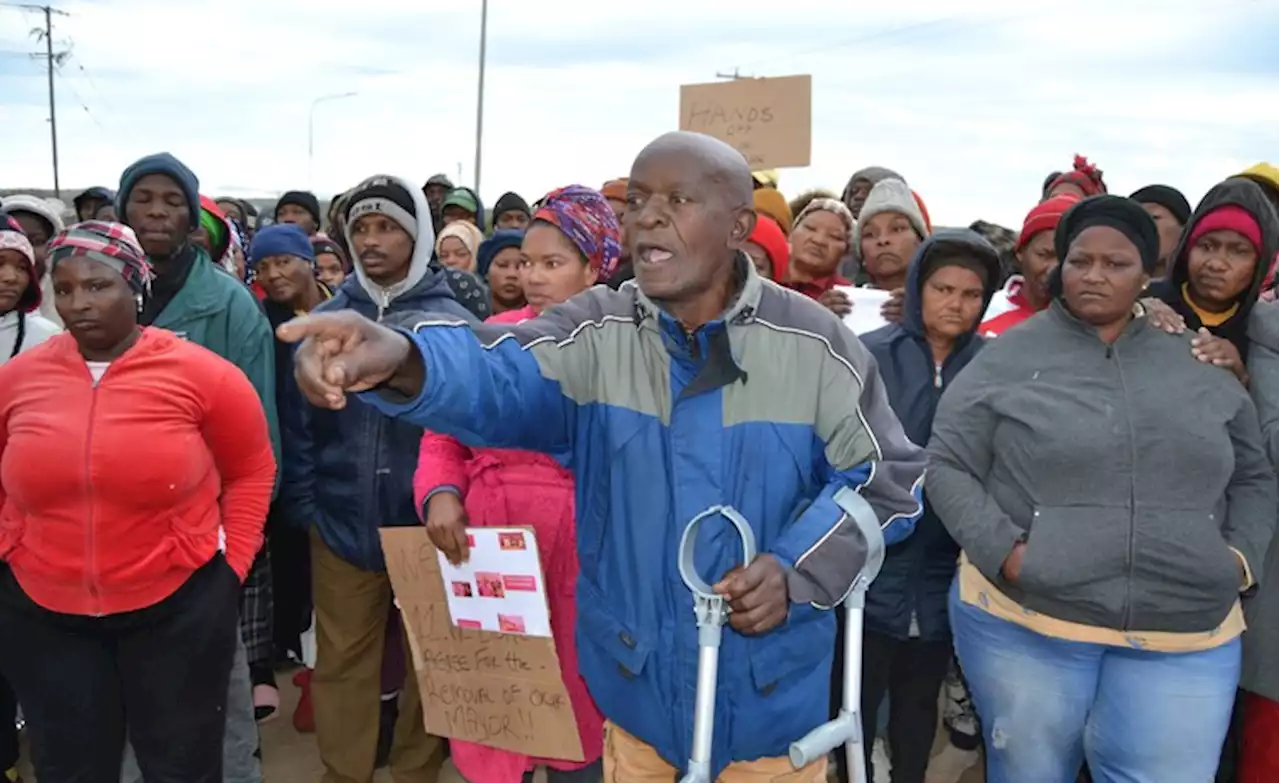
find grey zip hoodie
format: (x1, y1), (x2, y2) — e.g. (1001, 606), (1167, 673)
(927, 300), (1277, 633)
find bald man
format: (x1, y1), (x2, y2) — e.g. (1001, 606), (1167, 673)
(278, 131), (926, 781)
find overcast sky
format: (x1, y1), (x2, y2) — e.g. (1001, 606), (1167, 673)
(1, 0), (1276, 227)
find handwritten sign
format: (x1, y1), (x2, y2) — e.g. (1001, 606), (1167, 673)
(679, 74), (812, 169)
(381, 527), (585, 762)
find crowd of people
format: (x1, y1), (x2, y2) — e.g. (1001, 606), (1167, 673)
(0, 134), (1275, 783)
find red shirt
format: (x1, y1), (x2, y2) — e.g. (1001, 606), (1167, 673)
(786, 272), (850, 302)
(979, 277), (1041, 337)
(0, 328), (276, 616)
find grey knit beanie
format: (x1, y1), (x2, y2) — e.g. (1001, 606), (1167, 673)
(852, 179), (929, 264)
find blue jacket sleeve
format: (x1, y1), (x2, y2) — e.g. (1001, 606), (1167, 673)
(358, 320), (575, 455)
(278, 378), (321, 530)
(770, 325), (926, 609)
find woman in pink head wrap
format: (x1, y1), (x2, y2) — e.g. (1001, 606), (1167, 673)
(411, 184), (620, 783)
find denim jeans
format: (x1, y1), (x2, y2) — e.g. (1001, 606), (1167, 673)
(120, 633), (262, 783)
(949, 581), (1240, 783)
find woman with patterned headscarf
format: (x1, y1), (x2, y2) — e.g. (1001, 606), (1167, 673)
(412, 185), (619, 783)
(0, 221), (275, 783)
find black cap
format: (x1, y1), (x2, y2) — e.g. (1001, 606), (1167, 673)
(275, 190), (322, 226)
(1129, 184), (1192, 225)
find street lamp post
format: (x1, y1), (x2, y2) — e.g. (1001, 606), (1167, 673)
(308, 92), (358, 190)
(474, 0), (488, 193)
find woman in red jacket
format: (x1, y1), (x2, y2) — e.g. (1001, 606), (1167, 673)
(414, 185), (618, 783)
(0, 221), (276, 783)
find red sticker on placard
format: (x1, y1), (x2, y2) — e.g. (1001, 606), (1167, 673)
(456, 619), (482, 629)
(498, 614), (526, 633)
(502, 574), (537, 592)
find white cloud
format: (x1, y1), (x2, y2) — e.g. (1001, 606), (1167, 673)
(0, 0), (1274, 227)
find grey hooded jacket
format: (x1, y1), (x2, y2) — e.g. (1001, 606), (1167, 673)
(1241, 301), (1278, 701)
(928, 300), (1277, 633)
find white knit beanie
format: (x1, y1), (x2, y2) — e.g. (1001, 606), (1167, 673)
(852, 179), (929, 264)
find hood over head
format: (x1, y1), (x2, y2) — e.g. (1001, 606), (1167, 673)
(0, 194), (66, 237)
(1166, 178), (1278, 320)
(900, 229), (1001, 342)
(73, 187), (114, 212)
(841, 166), (904, 208)
(425, 173), (454, 190)
(0, 215), (39, 313)
(343, 173), (438, 305)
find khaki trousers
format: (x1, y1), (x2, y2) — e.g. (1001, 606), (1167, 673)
(311, 530), (446, 783)
(602, 722), (827, 783)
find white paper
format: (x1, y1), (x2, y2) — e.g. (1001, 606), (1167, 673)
(437, 527), (552, 638)
(835, 286), (892, 335)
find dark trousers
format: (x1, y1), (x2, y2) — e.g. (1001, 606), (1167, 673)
(0, 556), (240, 783)
(269, 520), (312, 662)
(839, 630), (951, 783)
(0, 675), (16, 771)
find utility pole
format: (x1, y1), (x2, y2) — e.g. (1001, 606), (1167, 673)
(6, 3), (69, 197)
(473, 0), (488, 193)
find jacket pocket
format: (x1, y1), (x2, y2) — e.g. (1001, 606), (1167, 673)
(1128, 507), (1242, 632)
(731, 606), (835, 760)
(1016, 505), (1129, 611)
(574, 578), (668, 758)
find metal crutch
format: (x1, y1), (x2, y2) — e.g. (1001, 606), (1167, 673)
(676, 505), (758, 783)
(787, 487), (886, 783)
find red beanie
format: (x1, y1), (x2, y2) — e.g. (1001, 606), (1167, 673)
(1188, 205), (1263, 253)
(1016, 194), (1081, 252)
(911, 190), (933, 234)
(1048, 155), (1107, 197)
(748, 214), (790, 281)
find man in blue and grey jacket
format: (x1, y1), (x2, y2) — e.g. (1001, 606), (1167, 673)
(281, 133), (926, 780)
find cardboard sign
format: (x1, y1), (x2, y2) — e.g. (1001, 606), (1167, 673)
(679, 74), (812, 169)
(381, 527), (585, 762)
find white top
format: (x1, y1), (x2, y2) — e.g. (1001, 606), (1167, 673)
(86, 360), (111, 386)
(0, 310), (62, 365)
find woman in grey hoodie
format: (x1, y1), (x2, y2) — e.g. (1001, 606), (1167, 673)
(928, 196), (1277, 783)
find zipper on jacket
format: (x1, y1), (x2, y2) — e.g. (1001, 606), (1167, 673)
(1111, 344), (1138, 629)
(933, 363), (943, 389)
(84, 382), (103, 617)
(377, 291), (391, 321)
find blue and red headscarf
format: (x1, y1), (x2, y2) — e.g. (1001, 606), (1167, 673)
(533, 185), (622, 280)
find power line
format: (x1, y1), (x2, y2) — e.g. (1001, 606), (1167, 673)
(3, 3), (70, 197)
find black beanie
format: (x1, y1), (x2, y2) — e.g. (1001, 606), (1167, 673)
(1128, 184), (1193, 226)
(275, 190), (322, 226)
(344, 176), (419, 238)
(1054, 195), (1160, 275)
(493, 191), (531, 218)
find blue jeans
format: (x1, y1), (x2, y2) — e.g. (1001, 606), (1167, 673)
(949, 581), (1240, 783)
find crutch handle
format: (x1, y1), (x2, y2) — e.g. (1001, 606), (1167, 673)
(677, 505), (758, 600)
(789, 712), (860, 768)
(677, 506), (758, 783)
